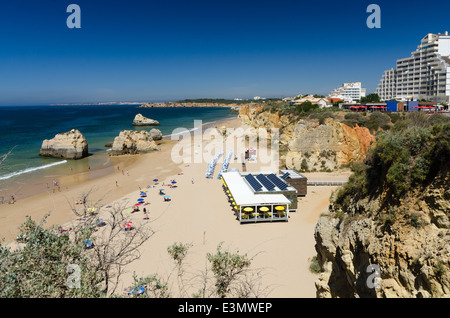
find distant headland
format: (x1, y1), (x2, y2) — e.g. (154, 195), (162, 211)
(139, 98), (283, 108)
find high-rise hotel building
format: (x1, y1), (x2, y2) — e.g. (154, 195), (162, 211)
(376, 32), (450, 103)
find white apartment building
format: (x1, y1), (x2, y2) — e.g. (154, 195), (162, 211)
(376, 32), (450, 103)
(328, 82), (366, 103)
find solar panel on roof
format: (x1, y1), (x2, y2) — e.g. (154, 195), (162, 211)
(267, 174), (289, 190)
(280, 172), (290, 179)
(256, 174), (276, 191)
(244, 174), (262, 192)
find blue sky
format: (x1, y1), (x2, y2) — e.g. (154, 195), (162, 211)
(0, 0), (449, 105)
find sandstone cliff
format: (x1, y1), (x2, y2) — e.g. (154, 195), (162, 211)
(285, 119), (375, 171)
(314, 176), (450, 298)
(110, 130), (158, 155)
(238, 105), (375, 171)
(39, 129), (88, 159)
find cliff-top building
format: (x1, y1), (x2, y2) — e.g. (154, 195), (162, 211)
(328, 82), (366, 103)
(376, 32), (450, 103)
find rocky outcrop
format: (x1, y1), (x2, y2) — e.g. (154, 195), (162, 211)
(149, 128), (163, 141)
(285, 119), (375, 171)
(132, 114), (159, 126)
(314, 175), (450, 298)
(238, 104), (376, 172)
(110, 130), (158, 155)
(39, 129), (88, 159)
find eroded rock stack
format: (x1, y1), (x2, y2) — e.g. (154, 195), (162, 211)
(110, 130), (158, 155)
(39, 129), (88, 159)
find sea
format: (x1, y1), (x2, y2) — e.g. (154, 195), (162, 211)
(0, 104), (235, 197)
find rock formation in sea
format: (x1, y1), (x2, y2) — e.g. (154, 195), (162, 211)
(39, 129), (88, 159)
(132, 113), (160, 126)
(149, 128), (163, 140)
(110, 130), (158, 155)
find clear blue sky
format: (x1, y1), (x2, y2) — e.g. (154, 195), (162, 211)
(1, 0), (449, 105)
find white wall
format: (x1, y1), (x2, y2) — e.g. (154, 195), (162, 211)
(438, 37), (450, 57)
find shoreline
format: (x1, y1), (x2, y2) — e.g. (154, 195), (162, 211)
(0, 115), (351, 297)
(0, 116), (241, 242)
(0, 115), (237, 203)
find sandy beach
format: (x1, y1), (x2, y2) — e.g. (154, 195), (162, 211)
(0, 116), (350, 298)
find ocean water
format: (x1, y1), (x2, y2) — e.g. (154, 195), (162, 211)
(0, 105), (235, 188)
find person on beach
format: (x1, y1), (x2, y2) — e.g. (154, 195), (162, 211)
(116, 181), (118, 187)
(143, 207), (149, 220)
(191, 178), (194, 184)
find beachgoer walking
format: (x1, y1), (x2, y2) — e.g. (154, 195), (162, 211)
(191, 178), (194, 184)
(116, 181), (118, 187)
(143, 207), (149, 220)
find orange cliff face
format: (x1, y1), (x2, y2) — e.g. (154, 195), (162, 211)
(284, 119), (376, 171)
(237, 106), (377, 171)
(339, 123), (376, 165)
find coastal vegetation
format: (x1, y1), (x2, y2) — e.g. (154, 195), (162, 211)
(0, 198), (266, 298)
(333, 112), (449, 215)
(314, 112), (449, 298)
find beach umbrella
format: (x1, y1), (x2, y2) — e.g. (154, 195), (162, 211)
(274, 206), (286, 211)
(137, 198), (144, 201)
(259, 207), (269, 212)
(171, 181), (177, 184)
(85, 239), (93, 249)
(132, 286), (145, 296)
(243, 207), (254, 212)
(164, 195), (170, 199)
(153, 179), (158, 182)
(135, 203), (142, 206)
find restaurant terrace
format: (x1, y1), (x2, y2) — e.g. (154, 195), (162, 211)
(221, 171), (294, 223)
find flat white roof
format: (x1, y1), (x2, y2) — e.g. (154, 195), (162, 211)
(221, 171), (291, 206)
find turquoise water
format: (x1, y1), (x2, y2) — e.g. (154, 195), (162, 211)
(0, 105), (235, 185)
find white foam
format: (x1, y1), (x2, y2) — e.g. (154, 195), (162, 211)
(0, 160), (67, 181)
